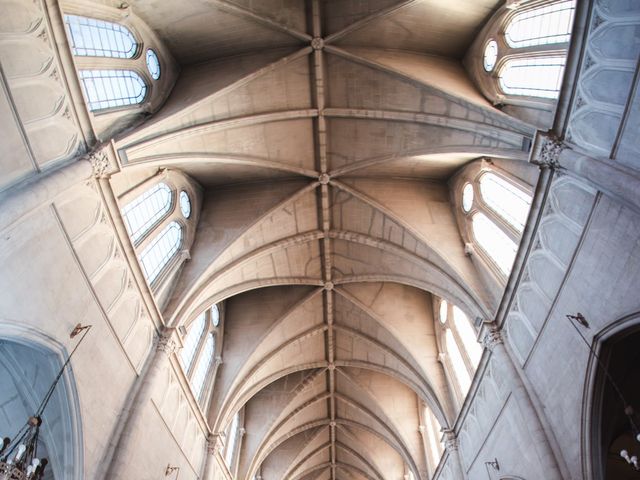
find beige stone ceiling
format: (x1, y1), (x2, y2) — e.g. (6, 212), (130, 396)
(114, 1), (534, 478)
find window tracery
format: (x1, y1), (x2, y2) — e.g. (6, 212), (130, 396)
(121, 182), (172, 243)
(79, 69), (147, 111)
(479, 0), (576, 101)
(62, 13), (163, 114)
(437, 299), (481, 400)
(118, 173), (196, 293)
(64, 14), (138, 58)
(459, 166), (532, 278)
(139, 221), (182, 283)
(179, 304), (221, 407)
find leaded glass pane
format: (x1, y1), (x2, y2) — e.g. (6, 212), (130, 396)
(445, 329), (471, 394)
(180, 314), (206, 372)
(65, 14), (138, 58)
(506, 1), (576, 48)
(139, 221), (182, 283)
(121, 182), (172, 243)
(452, 306), (482, 366)
(80, 69), (147, 111)
(191, 333), (215, 400)
(472, 213), (517, 275)
(479, 173), (532, 232)
(499, 57), (565, 99)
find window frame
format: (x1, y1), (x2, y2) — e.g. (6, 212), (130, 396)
(477, 0), (577, 105)
(78, 68), (149, 112)
(179, 303), (224, 409)
(138, 220), (183, 285)
(458, 164), (533, 282)
(120, 181), (174, 246)
(64, 14), (140, 59)
(435, 298), (482, 405)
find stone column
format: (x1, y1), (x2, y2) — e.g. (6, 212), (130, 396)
(442, 429), (465, 480)
(201, 434), (223, 480)
(105, 328), (180, 480)
(531, 131), (640, 213)
(481, 326), (562, 480)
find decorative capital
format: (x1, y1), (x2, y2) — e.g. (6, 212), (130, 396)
(442, 429), (458, 451)
(90, 151), (111, 178)
(157, 328), (179, 356)
(530, 132), (565, 169)
(88, 143), (120, 179)
(209, 433), (224, 454)
(482, 327), (504, 351)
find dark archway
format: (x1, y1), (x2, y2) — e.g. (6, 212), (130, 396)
(592, 326), (640, 479)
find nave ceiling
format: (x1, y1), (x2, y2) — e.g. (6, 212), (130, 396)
(107, 1), (537, 478)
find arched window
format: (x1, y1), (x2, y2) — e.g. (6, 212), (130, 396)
(423, 405), (444, 473)
(191, 333), (215, 400)
(224, 412), (241, 468)
(180, 313), (206, 372)
(472, 213), (517, 275)
(452, 307), (482, 365)
(79, 69), (147, 111)
(178, 304), (221, 407)
(445, 329), (471, 394)
(499, 56), (566, 99)
(479, 173), (532, 232)
(64, 15), (138, 58)
(139, 221), (182, 283)
(121, 182), (172, 243)
(505, 1), (576, 48)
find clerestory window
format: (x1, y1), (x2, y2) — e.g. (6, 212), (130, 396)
(461, 168), (532, 278)
(64, 14), (138, 58)
(224, 412), (241, 471)
(479, 172), (532, 232)
(139, 221), (182, 283)
(505, 1), (576, 48)
(499, 56), (566, 99)
(121, 182), (172, 243)
(472, 213), (517, 275)
(179, 305), (221, 408)
(79, 69), (147, 111)
(438, 299), (481, 399)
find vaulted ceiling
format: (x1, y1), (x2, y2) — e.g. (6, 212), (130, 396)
(113, 1), (534, 479)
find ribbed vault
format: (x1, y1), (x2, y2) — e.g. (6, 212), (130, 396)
(113, 1), (534, 478)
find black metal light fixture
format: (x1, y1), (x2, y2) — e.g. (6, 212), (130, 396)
(0, 324), (91, 480)
(566, 313), (640, 471)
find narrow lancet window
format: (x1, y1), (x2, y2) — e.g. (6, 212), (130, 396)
(65, 15), (138, 58)
(191, 334), (215, 400)
(180, 314), (206, 372)
(224, 412), (241, 468)
(79, 69), (147, 111)
(121, 182), (172, 243)
(139, 221), (182, 283)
